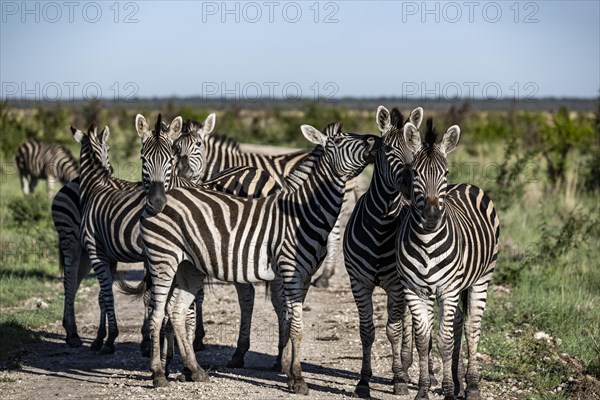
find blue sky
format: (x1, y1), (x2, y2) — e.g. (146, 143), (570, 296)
(1, 1), (599, 100)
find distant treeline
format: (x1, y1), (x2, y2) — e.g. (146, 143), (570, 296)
(5, 97), (598, 112)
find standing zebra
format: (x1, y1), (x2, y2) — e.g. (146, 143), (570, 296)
(54, 114), (214, 349)
(187, 125), (355, 351)
(343, 105), (427, 398)
(202, 126), (354, 289)
(15, 139), (79, 196)
(71, 114), (211, 354)
(396, 119), (500, 400)
(139, 122), (379, 391)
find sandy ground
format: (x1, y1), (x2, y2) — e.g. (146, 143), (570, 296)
(0, 259), (508, 400)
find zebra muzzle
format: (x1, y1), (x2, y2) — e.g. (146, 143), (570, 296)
(147, 181), (167, 214)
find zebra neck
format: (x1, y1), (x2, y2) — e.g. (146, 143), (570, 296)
(365, 162), (403, 217)
(285, 155), (346, 228)
(79, 138), (111, 200)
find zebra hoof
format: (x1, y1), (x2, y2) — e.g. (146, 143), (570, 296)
(191, 370), (210, 382)
(66, 334), (83, 348)
(226, 357), (244, 368)
(193, 338), (205, 352)
(90, 339), (103, 352)
(414, 388), (430, 400)
(466, 389), (481, 400)
(99, 343), (115, 355)
(393, 381), (409, 395)
(176, 369), (192, 382)
(443, 395), (457, 400)
(153, 376), (169, 388)
(291, 379), (309, 395)
(352, 383), (371, 398)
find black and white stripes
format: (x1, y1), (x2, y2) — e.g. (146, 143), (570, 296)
(140, 122), (379, 391)
(15, 139), (79, 196)
(396, 118), (500, 400)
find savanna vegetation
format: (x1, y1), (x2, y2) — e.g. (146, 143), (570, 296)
(0, 99), (598, 398)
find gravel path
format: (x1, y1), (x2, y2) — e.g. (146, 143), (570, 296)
(0, 260), (503, 400)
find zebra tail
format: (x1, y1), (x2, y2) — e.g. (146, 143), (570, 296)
(115, 270), (148, 300)
(264, 282), (270, 301)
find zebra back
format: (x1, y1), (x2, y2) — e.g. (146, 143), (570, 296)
(15, 139), (79, 185)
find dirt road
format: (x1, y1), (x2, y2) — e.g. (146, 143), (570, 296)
(0, 259), (505, 400)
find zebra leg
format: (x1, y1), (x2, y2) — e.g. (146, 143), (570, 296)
(312, 227), (340, 288)
(62, 240), (83, 347)
(170, 270), (209, 383)
(269, 279), (288, 371)
(405, 289), (434, 400)
(401, 295), (414, 382)
(140, 289), (152, 357)
(29, 176), (38, 194)
(386, 285), (410, 395)
(227, 283), (255, 368)
(281, 283), (310, 395)
(47, 176), (56, 198)
(349, 277), (375, 398)
(193, 283), (206, 351)
(91, 289), (107, 351)
(463, 275), (492, 400)
(20, 172), (30, 195)
(91, 260), (119, 354)
(437, 293), (461, 400)
(452, 305), (466, 397)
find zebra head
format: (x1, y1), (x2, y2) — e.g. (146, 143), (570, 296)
(300, 122), (380, 182)
(403, 118), (460, 231)
(375, 105), (423, 197)
(70, 123), (112, 174)
(174, 113), (216, 183)
(136, 113), (183, 214)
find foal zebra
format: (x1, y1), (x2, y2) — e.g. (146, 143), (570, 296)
(343, 106), (425, 398)
(15, 139), (79, 196)
(139, 122), (379, 392)
(396, 119), (500, 400)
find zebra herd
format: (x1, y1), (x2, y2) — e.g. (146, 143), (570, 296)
(14, 106), (499, 400)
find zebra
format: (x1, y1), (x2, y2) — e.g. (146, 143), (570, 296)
(201, 126), (354, 288)
(343, 105), (431, 398)
(186, 124), (355, 351)
(15, 139), (79, 196)
(396, 119), (500, 400)
(54, 115), (216, 348)
(53, 128), (141, 347)
(70, 114), (210, 354)
(138, 122), (379, 391)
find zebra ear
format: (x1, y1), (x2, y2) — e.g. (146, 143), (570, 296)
(300, 125), (327, 146)
(376, 106), (391, 134)
(99, 126), (110, 144)
(403, 123), (421, 153)
(168, 116), (183, 142)
(409, 107), (424, 129)
(135, 114), (151, 141)
(70, 126), (85, 143)
(202, 113), (216, 136)
(440, 125), (460, 155)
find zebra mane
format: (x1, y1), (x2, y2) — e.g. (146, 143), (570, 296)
(154, 114), (163, 139)
(390, 108), (405, 129)
(182, 119), (203, 135)
(424, 117), (437, 155)
(323, 122), (343, 137)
